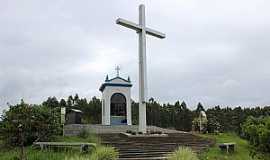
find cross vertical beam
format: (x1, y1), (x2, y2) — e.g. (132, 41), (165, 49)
(116, 4), (165, 133)
(138, 4), (147, 133)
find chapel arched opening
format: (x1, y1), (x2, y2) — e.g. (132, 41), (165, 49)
(110, 93), (127, 125)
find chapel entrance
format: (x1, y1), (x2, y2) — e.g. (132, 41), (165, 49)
(110, 93), (127, 125)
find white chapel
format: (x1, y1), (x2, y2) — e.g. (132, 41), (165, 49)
(99, 69), (132, 126)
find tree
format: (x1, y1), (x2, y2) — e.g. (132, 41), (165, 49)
(242, 116), (270, 156)
(206, 116), (221, 133)
(83, 96), (101, 124)
(196, 102), (205, 114)
(180, 101), (193, 131)
(42, 97), (59, 109)
(0, 100), (61, 147)
(59, 98), (67, 107)
(67, 95), (74, 108)
(132, 101), (139, 125)
(206, 107), (221, 133)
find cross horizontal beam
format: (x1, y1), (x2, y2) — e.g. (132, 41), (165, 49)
(116, 18), (165, 39)
(116, 18), (141, 32)
(145, 27), (165, 39)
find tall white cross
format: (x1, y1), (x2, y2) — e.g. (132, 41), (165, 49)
(115, 65), (120, 77)
(116, 4), (165, 133)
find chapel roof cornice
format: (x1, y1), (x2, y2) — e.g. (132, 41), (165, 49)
(99, 75), (132, 92)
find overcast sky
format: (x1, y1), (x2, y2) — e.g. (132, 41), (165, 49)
(1, 0), (270, 113)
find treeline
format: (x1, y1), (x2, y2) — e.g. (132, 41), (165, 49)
(41, 95), (101, 124)
(132, 98), (270, 133)
(1, 95), (270, 155)
(39, 94), (270, 134)
(3, 94), (269, 134)
(131, 99), (194, 131)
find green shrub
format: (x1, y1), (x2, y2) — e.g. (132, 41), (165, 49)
(65, 156), (89, 160)
(168, 147), (199, 160)
(90, 146), (118, 160)
(86, 134), (101, 145)
(78, 129), (90, 139)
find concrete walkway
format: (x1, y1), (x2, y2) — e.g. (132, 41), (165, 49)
(64, 124), (186, 136)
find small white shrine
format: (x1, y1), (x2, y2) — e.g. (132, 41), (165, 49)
(99, 68), (132, 125)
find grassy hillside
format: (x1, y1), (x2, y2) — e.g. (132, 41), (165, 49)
(198, 133), (257, 160)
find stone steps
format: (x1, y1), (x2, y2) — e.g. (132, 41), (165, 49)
(119, 151), (170, 158)
(115, 146), (205, 154)
(99, 132), (213, 160)
(109, 145), (208, 151)
(118, 149), (171, 153)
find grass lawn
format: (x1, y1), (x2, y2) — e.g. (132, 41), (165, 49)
(0, 148), (81, 160)
(0, 134), (101, 160)
(198, 133), (258, 160)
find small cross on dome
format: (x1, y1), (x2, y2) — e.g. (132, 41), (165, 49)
(115, 65), (120, 77)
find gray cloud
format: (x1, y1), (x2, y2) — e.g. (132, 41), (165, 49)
(1, 0), (270, 113)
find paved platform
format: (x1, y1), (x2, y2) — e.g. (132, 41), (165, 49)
(64, 124), (185, 136)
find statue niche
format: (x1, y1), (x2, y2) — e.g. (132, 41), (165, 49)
(110, 93), (127, 125)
